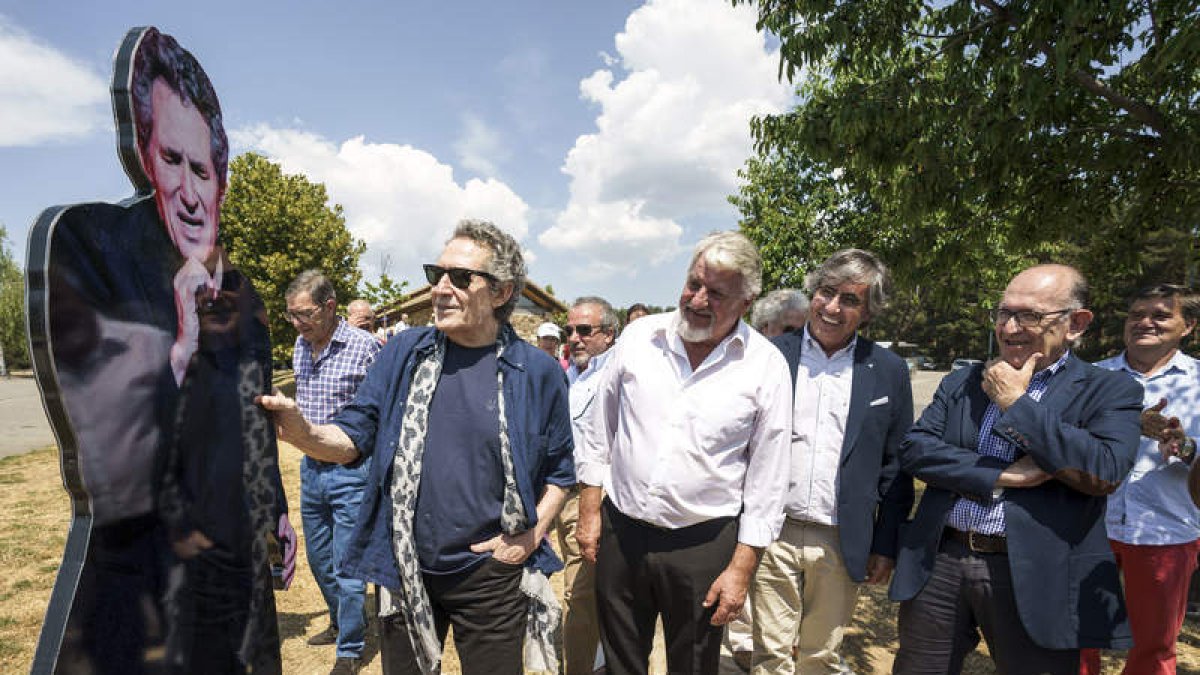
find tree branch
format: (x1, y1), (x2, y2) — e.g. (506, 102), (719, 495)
(976, 0), (1173, 140)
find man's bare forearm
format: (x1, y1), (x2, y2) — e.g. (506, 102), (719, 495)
(293, 423), (359, 464)
(533, 484), (570, 540)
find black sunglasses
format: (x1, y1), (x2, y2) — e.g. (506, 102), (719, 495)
(564, 324), (605, 337)
(423, 264), (499, 290)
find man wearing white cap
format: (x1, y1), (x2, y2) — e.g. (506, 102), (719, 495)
(537, 322), (564, 362)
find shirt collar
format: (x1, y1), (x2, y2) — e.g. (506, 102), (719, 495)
(1032, 349), (1071, 384)
(1117, 348), (1196, 379)
(801, 325), (856, 361)
(662, 310), (748, 360)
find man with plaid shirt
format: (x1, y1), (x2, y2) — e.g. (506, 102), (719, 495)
(890, 264), (1142, 674)
(287, 270), (381, 675)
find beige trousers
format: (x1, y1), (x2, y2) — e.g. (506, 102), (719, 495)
(553, 489), (601, 675)
(750, 519), (859, 674)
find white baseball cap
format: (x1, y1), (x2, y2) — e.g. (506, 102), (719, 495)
(536, 322), (562, 339)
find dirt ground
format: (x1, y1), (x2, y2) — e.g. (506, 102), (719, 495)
(4, 437), (1200, 673)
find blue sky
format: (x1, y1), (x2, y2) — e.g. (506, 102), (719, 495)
(0, 0), (793, 308)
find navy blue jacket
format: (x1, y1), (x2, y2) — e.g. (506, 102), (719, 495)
(334, 324), (575, 589)
(889, 355), (1142, 649)
(772, 331), (914, 581)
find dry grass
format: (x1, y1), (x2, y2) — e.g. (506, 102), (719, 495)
(5, 444), (1200, 673)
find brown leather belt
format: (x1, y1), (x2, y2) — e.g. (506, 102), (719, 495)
(945, 527), (1008, 554)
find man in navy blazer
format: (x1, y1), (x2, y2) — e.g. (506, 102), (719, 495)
(890, 264), (1142, 674)
(749, 249), (914, 673)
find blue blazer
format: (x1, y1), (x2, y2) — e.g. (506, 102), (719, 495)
(889, 355), (1142, 649)
(772, 331), (914, 582)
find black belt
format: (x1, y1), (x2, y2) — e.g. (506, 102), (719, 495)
(945, 527), (1007, 554)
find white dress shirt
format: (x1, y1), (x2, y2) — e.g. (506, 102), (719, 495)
(784, 329), (855, 524)
(1098, 350), (1200, 545)
(567, 348), (612, 468)
(576, 310), (793, 547)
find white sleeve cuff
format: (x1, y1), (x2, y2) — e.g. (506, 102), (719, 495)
(736, 513), (783, 548)
(576, 461), (609, 488)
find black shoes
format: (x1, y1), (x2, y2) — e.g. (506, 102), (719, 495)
(307, 624), (339, 646)
(330, 657), (362, 674)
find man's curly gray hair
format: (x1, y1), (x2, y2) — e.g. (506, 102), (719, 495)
(805, 248), (891, 316)
(689, 231), (763, 301)
(450, 219), (526, 322)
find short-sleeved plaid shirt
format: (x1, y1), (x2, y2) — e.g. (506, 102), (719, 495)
(947, 351), (1069, 535)
(293, 319), (381, 425)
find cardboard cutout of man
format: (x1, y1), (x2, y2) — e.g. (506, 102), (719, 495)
(26, 26), (293, 674)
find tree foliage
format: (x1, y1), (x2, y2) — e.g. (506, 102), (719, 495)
(0, 225), (28, 371)
(220, 153), (365, 364)
(359, 273), (409, 311)
(733, 0), (1199, 359)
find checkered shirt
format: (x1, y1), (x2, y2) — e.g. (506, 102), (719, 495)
(293, 318), (381, 425)
(947, 351), (1069, 535)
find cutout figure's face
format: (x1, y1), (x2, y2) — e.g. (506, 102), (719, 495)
(144, 78), (220, 262)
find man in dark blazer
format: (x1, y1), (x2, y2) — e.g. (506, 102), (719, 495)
(750, 249), (914, 673)
(890, 264), (1142, 674)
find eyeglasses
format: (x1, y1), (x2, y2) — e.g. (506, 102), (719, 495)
(564, 324), (605, 337)
(814, 285), (864, 309)
(423, 264), (498, 290)
(286, 305), (324, 323)
(992, 307), (1074, 328)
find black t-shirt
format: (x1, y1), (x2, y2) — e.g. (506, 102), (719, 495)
(413, 342), (504, 574)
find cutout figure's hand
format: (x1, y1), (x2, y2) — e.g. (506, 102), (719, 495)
(172, 530), (214, 559)
(170, 257), (214, 385)
(277, 513), (296, 589)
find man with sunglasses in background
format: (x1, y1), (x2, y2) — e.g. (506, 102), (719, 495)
(553, 296), (619, 674)
(285, 269), (381, 674)
(890, 264), (1142, 674)
(261, 220), (574, 674)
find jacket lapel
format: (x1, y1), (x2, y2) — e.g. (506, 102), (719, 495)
(841, 338), (873, 463)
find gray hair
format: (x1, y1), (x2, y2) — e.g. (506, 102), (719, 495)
(573, 296), (620, 331)
(450, 219), (526, 322)
(751, 289), (809, 331)
(689, 231), (763, 300)
(805, 248), (891, 315)
(286, 269), (336, 306)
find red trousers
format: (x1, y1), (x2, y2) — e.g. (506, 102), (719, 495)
(1080, 538), (1200, 675)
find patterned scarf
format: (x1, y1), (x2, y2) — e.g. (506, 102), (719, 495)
(381, 332), (560, 673)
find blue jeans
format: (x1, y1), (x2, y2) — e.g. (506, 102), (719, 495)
(301, 458), (368, 658)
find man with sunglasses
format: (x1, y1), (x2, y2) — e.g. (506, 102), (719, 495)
(575, 231), (792, 673)
(891, 264), (1142, 674)
(554, 296), (619, 674)
(260, 220), (574, 674)
(749, 250), (913, 674)
(285, 270), (381, 674)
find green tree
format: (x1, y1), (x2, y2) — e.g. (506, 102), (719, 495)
(359, 273), (408, 311)
(732, 0), (1199, 359)
(0, 225), (28, 372)
(220, 153), (365, 364)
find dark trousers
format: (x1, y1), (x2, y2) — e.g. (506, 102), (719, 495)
(894, 537), (1079, 675)
(379, 557), (527, 675)
(595, 499), (738, 675)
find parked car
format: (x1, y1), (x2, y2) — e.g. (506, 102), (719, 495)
(951, 358), (983, 371)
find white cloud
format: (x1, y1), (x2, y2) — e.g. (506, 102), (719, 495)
(454, 114), (507, 177)
(0, 18), (108, 146)
(539, 0), (792, 278)
(230, 125), (529, 281)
